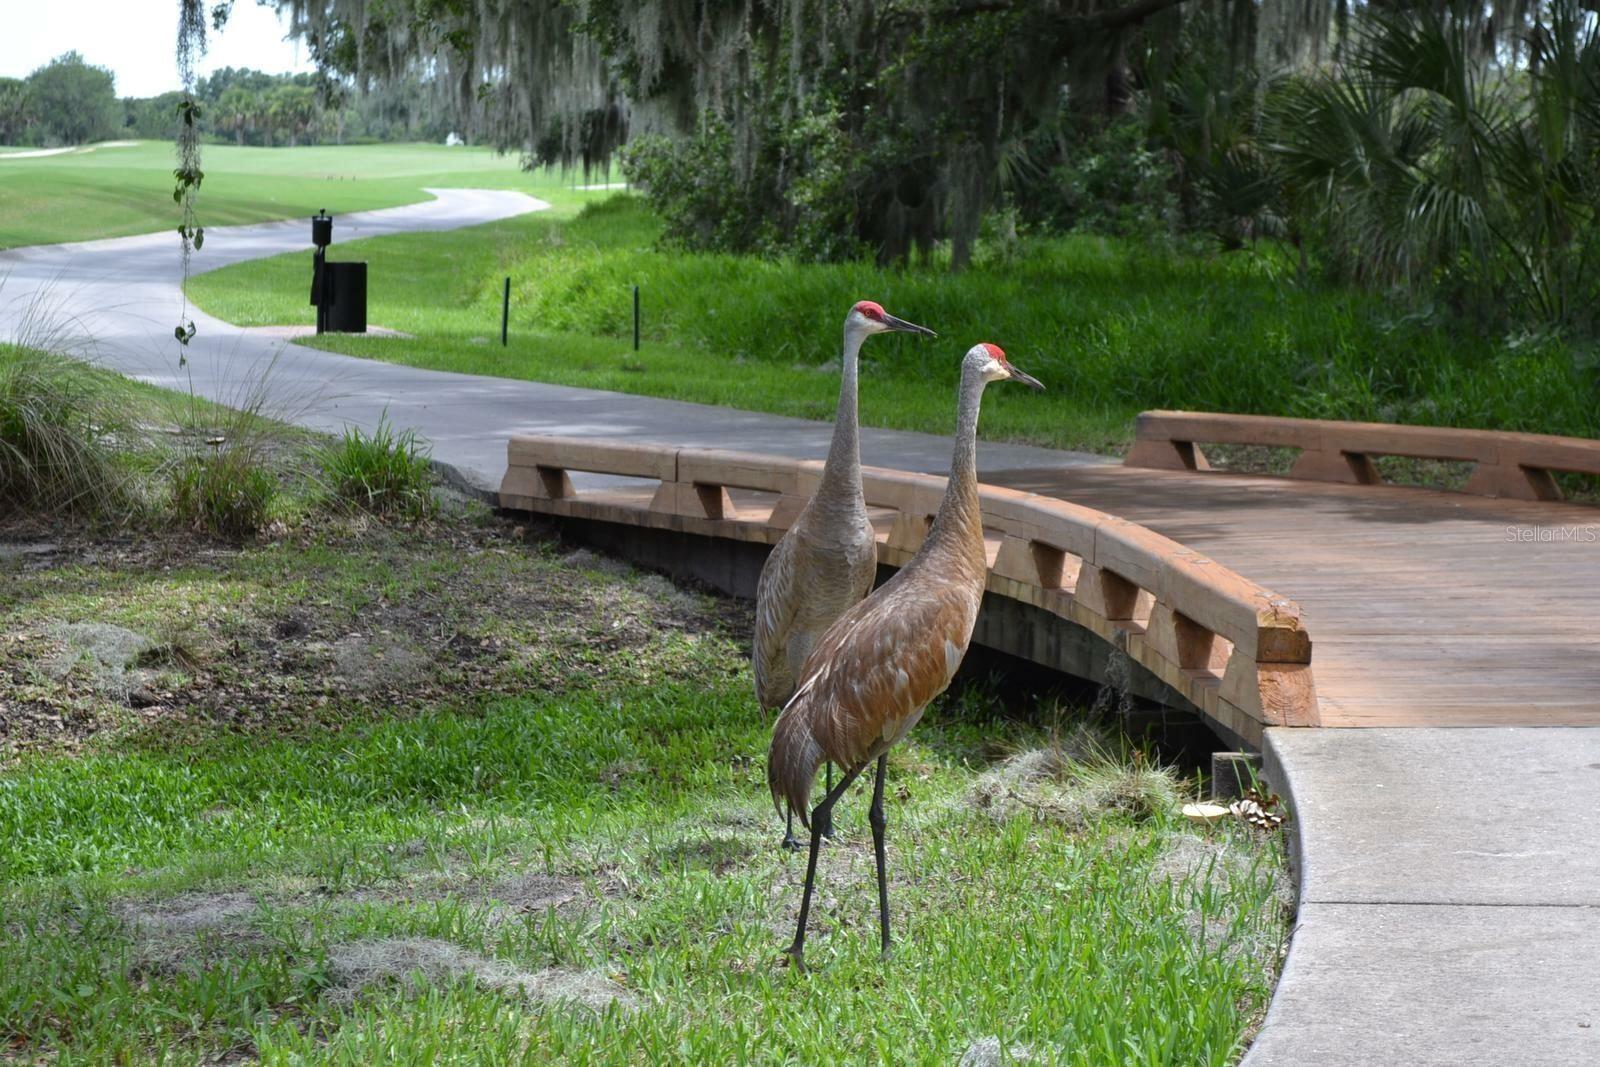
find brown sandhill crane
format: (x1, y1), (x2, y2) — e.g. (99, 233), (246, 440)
(768, 342), (1043, 968)
(754, 300), (934, 848)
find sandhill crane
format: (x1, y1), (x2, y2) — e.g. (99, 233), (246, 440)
(754, 300), (935, 848)
(767, 342), (1043, 969)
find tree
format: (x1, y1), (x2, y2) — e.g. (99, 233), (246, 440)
(1268, 1), (1600, 330)
(0, 78), (30, 146)
(265, 83), (319, 146)
(216, 85), (263, 145)
(249, 1), (1588, 269)
(262, 0), (1219, 266)
(122, 91), (187, 139)
(24, 52), (120, 146)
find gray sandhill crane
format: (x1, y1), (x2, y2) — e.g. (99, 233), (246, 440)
(767, 342), (1043, 969)
(754, 300), (935, 848)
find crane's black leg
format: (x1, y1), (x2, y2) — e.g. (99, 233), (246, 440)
(780, 802), (802, 851)
(780, 765), (837, 851)
(786, 762), (866, 972)
(819, 762), (836, 840)
(869, 753), (891, 958)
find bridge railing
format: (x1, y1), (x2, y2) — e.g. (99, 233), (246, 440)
(501, 435), (1317, 745)
(1125, 410), (1600, 502)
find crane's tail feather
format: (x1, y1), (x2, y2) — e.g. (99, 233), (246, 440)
(767, 708), (825, 830)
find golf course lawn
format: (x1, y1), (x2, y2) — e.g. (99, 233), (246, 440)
(0, 141), (609, 247)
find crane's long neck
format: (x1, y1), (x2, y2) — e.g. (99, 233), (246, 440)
(816, 325), (866, 504)
(923, 365), (988, 573)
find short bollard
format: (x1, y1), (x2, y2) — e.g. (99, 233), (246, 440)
(501, 277), (511, 346)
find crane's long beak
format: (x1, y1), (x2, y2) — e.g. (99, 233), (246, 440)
(1006, 364), (1045, 391)
(884, 313), (936, 337)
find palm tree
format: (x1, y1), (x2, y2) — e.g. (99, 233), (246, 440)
(1268, 0), (1600, 327)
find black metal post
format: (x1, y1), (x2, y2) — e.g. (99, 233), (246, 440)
(632, 284), (640, 351)
(315, 248), (327, 335)
(501, 277), (510, 346)
(312, 208), (333, 336)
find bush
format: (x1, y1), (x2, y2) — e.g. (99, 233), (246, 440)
(316, 416), (435, 520)
(0, 345), (135, 518)
(168, 449), (276, 539)
(1043, 119), (1179, 240)
(621, 97), (864, 263)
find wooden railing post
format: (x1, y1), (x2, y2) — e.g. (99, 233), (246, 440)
(1128, 409), (1600, 502)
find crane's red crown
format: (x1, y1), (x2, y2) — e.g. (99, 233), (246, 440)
(981, 343), (1007, 362)
(852, 300), (887, 322)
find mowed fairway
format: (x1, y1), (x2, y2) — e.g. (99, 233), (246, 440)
(0, 141), (599, 248)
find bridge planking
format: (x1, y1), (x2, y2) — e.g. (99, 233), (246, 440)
(986, 464), (1600, 729)
(501, 421), (1599, 739)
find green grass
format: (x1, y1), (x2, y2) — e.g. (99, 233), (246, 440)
(1, 484), (1289, 1062)
(188, 195), (1600, 455)
(0, 141), (614, 247)
(316, 414), (437, 520)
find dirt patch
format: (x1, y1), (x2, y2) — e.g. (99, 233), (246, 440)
(0, 508), (744, 760)
(45, 622), (157, 683)
(115, 891), (269, 974)
(326, 937), (636, 1014)
(561, 547), (632, 579)
(331, 632), (429, 691)
(650, 834), (758, 876)
(119, 891), (260, 934)
(473, 871), (593, 916)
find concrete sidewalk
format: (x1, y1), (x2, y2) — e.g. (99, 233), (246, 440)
(1247, 729), (1600, 1065)
(5, 188), (1596, 1066)
(0, 188), (1109, 489)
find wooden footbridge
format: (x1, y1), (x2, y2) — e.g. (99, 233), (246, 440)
(500, 411), (1600, 747)
(499, 410), (1600, 1063)
(498, 409), (1600, 1063)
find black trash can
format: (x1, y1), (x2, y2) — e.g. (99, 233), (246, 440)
(310, 260), (368, 334)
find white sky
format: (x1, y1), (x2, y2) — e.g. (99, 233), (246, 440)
(0, 1), (316, 97)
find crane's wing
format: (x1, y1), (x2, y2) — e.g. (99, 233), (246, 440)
(752, 529), (803, 710)
(788, 572), (980, 772)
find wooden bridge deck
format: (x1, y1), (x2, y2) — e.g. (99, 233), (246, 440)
(500, 411), (1600, 742)
(986, 465), (1600, 729)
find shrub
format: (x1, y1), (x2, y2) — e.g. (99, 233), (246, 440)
(1043, 119), (1180, 240)
(168, 449), (276, 539)
(316, 416), (435, 520)
(0, 345), (136, 518)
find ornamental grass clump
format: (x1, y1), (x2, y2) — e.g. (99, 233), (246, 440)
(0, 345), (138, 519)
(316, 415), (436, 521)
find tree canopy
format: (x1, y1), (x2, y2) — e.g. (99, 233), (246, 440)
(244, 1), (1588, 268)
(1, 52), (121, 147)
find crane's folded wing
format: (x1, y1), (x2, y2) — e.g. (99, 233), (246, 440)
(795, 585), (981, 770)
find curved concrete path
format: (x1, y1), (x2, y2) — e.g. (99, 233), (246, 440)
(4, 191), (1596, 1064)
(0, 187), (1109, 485)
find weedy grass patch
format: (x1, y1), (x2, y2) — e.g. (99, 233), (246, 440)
(0, 507), (1291, 1064)
(316, 414), (437, 521)
(0, 344), (143, 518)
(189, 194), (1598, 456)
